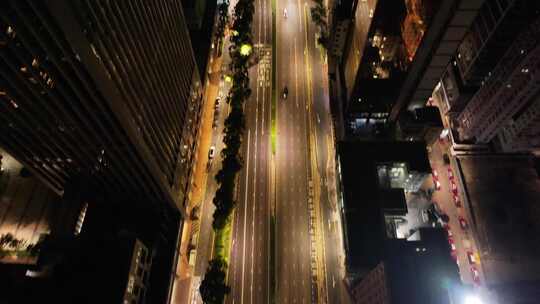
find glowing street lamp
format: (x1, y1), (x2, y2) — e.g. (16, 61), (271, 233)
(224, 75), (233, 83)
(464, 295), (484, 304)
(240, 43), (252, 56)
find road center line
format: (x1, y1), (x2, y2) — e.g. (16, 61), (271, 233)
(241, 129), (251, 304)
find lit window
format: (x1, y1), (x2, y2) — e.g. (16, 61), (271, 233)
(32, 58), (39, 67)
(10, 100), (18, 108)
(6, 26), (16, 39)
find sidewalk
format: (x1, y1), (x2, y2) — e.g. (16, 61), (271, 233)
(171, 50), (224, 304)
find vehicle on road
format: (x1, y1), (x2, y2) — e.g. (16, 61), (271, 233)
(451, 181), (458, 194)
(471, 266), (481, 285)
(214, 97), (220, 108)
(283, 8), (288, 18)
(458, 216), (468, 230)
(209, 146), (216, 159)
(435, 180), (441, 190)
(453, 194), (462, 207)
(447, 167), (454, 179)
(467, 251), (477, 265)
(283, 86), (288, 99)
(444, 224), (453, 237)
(448, 237), (456, 251)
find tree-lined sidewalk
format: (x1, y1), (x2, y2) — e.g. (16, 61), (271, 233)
(199, 0), (256, 303)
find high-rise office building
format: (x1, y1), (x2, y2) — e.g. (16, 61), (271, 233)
(0, 0), (201, 301)
(456, 16), (540, 151)
(0, 0), (201, 212)
(330, 0), (484, 138)
(432, 0), (540, 153)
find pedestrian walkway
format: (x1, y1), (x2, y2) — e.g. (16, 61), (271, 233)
(171, 48), (225, 304)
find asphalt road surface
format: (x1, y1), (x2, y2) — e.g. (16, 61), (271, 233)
(227, 0), (351, 303)
(275, 0), (313, 303)
(227, 0), (272, 302)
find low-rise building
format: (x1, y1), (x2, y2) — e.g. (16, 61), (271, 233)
(337, 141), (464, 303)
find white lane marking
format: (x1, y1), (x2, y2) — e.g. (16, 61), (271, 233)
(241, 129), (251, 304)
(250, 69), (260, 304)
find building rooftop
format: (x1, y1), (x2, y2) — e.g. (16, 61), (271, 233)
(337, 141), (431, 273)
(385, 228), (461, 304)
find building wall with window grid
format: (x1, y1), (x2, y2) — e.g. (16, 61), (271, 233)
(457, 17), (540, 143)
(351, 262), (389, 304)
(455, 0), (515, 84)
(0, 0), (201, 213)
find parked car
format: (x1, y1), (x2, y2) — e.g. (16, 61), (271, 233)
(448, 237), (456, 252)
(470, 266), (481, 285)
(444, 224), (453, 237)
(467, 251), (477, 265)
(447, 167), (454, 179)
(453, 194), (462, 208)
(451, 181), (458, 194)
(432, 169), (439, 179)
(458, 216), (468, 230)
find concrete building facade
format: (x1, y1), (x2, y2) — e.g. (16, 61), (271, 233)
(330, 0), (484, 138)
(0, 1), (202, 301)
(457, 17), (540, 152)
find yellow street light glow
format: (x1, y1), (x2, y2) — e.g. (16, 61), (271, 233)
(224, 75), (232, 83)
(240, 44), (252, 56)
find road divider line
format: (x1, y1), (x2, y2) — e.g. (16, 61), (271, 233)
(241, 129), (251, 304)
(250, 62), (261, 304)
(270, 0), (277, 301)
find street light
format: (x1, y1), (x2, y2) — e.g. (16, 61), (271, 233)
(240, 43), (252, 56)
(464, 295), (484, 304)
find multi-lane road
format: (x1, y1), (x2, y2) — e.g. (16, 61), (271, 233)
(214, 0), (350, 303)
(227, 0), (272, 302)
